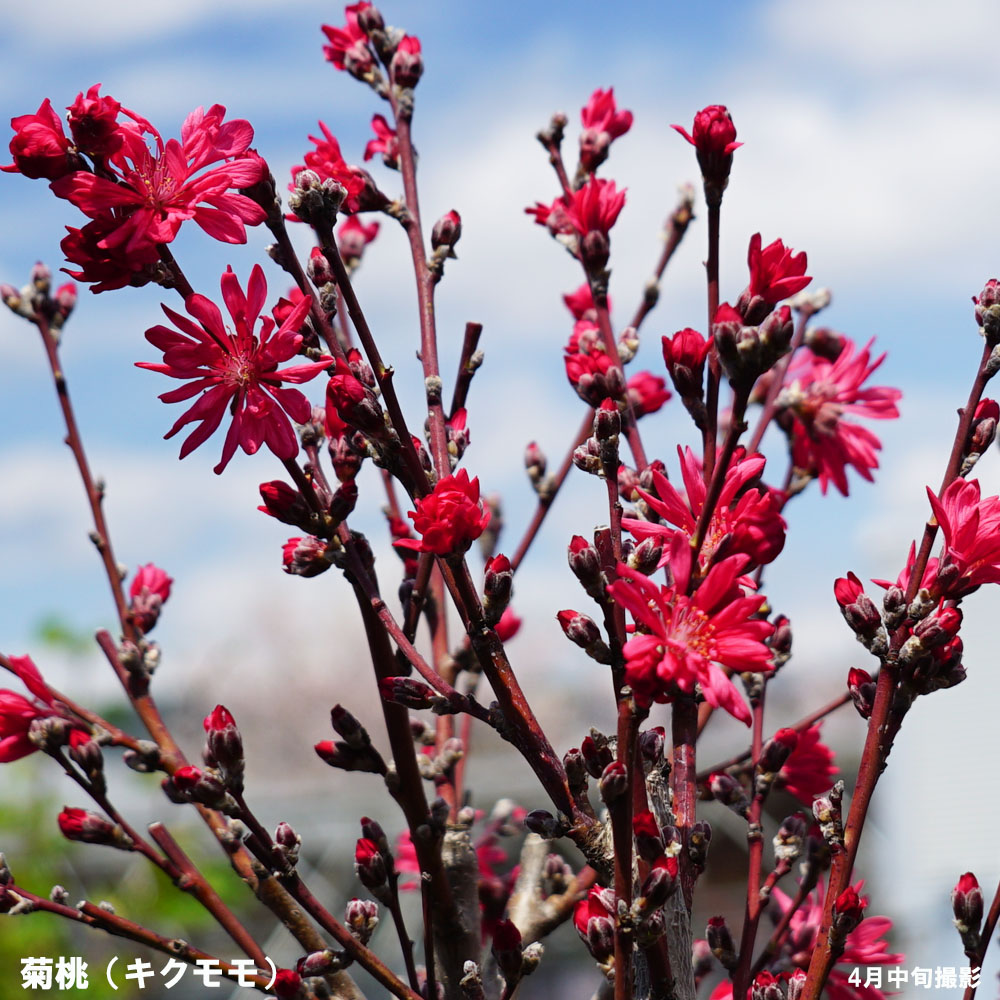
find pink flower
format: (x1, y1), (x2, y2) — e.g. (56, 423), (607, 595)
(394, 469), (491, 556)
(60, 216), (162, 293)
(494, 608), (522, 643)
(672, 105), (741, 156)
(338, 215), (380, 266)
(622, 447), (786, 575)
(744, 233), (811, 310)
(626, 371), (671, 416)
(769, 878), (902, 1000)
(66, 84), (126, 157)
(0, 655), (83, 763)
(322, 3), (375, 77)
(2, 99), (75, 179)
(289, 122), (366, 216)
(563, 283), (607, 322)
(607, 557), (774, 724)
(579, 88), (633, 171)
(137, 264), (328, 474)
(363, 114), (399, 167)
(778, 724), (837, 803)
(51, 105), (267, 255)
(129, 563), (173, 633)
(783, 337), (902, 496)
(671, 105), (741, 186)
(565, 177), (626, 238)
(926, 477), (1000, 596)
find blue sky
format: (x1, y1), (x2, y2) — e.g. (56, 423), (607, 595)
(2, 0), (1000, 986)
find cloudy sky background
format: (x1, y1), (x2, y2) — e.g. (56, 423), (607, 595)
(1, 0), (998, 988)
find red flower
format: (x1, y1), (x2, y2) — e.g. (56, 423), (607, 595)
(363, 114), (399, 167)
(607, 557), (774, 724)
(622, 447), (786, 575)
(573, 886), (616, 961)
(563, 322), (622, 405)
(662, 327), (711, 399)
(672, 105), (741, 156)
(60, 216), (162, 293)
(66, 84), (126, 157)
(579, 88), (633, 172)
(768, 879), (902, 1000)
(783, 337), (902, 496)
(926, 477), (1000, 596)
(494, 607), (522, 643)
(741, 233), (811, 316)
(565, 177), (626, 238)
(778, 724), (837, 803)
(51, 105), (266, 255)
(137, 264), (328, 474)
(394, 469), (491, 556)
(671, 105), (741, 186)
(626, 371), (671, 416)
(563, 283), (607, 322)
(2, 99), (75, 179)
(337, 215), (379, 267)
(289, 122), (366, 216)
(0, 655), (83, 763)
(322, 3), (375, 77)
(129, 563), (173, 632)
(57, 807), (121, 847)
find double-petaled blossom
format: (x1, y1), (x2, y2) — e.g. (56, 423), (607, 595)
(563, 283), (606, 322)
(607, 557), (774, 724)
(565, 177), (626, 238)
(51, 105), (267, 257)
(672, 105), (741, 188)
(66, 84), (126, 157)
(926, 477), (1000, 597)
(0, 655), (84, 763)
(579, 88), (633, 172)
(322, 3), (375, 77)
(137, 265), (328, 474)
(289, 122), (366, 215)
(128, 563), (173, 633)
(338, 216), (380, 268)
(622, 447), (786, 575)
(60, 216), (161, 293)
(780, 338), (901, 496)
(363, 114), (399, 167)
(626, 371), (671, 416)
(738, 233), (811, 320)
(2, 99), (77, 179)
(777, 724), (837, 804)
(394, 469), (490, 556)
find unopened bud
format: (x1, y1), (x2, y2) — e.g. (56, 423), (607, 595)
(952, 872), (984, 935)
(708, 772), (750, 816)
(354, 837), (388, 891)
(707, 915), (737, 971)
(847, 667), (876, 719)
(57, 807), (130, 849)
(491, 919), (523, 982)
(203, 705), (244, 793)
(431, 210), (462, 255)
(773, 813), (807, 864)
(346, 897), (379, 944)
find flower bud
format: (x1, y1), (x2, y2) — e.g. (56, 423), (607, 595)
(688, 821), (712, 871)
(751, 971), (784, 1000)
(346, 897), (379, 943)
(378, 676), (438, 709)
(638, 855), (678, 910)
(57, 807), (129, 849)
(638, 726), (666, 764)
(556, 610), (611, 663)
(491, 919), (523, 982)
(259, 481), (313, 531)
(707, 915), (737, 970)
(847, 666), (876, 719)
(282, 536), (332, 577)
(773, 813), (808, 864)
(272, 969), (303, 1000)
(599, 760), (627, 804)
(974, 279), (1000, 343)
(759, 728), (798, 774)
(525, 441), (547, 487)
(952, 872), (984, 934)
(580, 734), (614, 778)
(708, 772), (750, 816)
(632, 810), (664, 863)
(203, 705), (244, 792)
(431, 210), (462, 255)
(168, 765), (232, 810)
(391, 36), (423, 88)
(568, 535), (604, 600)
(832, 886), (865, 937)
(354, 837), (388, 890)
(483, 553), (513, 625)
(524, 809), (564, 838)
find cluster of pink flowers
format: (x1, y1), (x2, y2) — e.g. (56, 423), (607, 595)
(607, 556), (774, 724)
